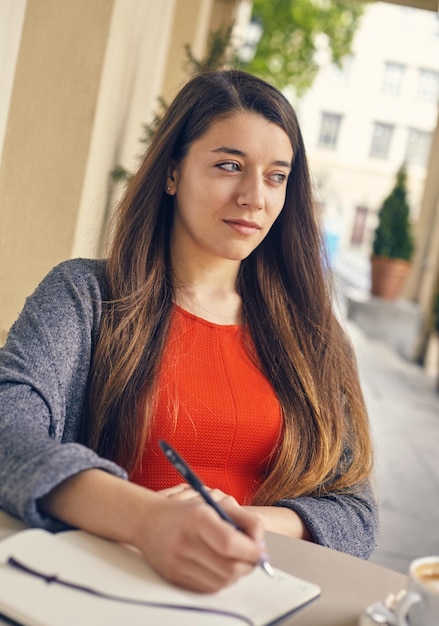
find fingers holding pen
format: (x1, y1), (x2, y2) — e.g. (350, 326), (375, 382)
(169, 507), (260, 591)
(148, 436), (267, 590)
(138, 496), (264, 592)
(182, 506), (263, 590)
(157, 483), (267, 572)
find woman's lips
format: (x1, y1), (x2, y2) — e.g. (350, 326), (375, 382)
(223, 219), (261, 235)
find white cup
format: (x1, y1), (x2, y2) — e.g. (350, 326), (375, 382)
(395, 556), (439, 626)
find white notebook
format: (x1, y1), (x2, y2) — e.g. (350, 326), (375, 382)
(0, 528), (320, 626)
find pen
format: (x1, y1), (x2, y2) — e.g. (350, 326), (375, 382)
(158, 439), (274, 577)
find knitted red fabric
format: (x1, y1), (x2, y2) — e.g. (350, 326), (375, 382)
(130, 306), (282, 504)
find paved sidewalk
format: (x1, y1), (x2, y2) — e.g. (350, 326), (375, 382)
(344, 319), (439, 574)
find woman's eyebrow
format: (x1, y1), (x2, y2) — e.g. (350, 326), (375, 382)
(211, 146), (292, 169)
(211, 146), (245, 157)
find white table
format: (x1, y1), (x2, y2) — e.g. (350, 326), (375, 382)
(0, 510), (407, 625)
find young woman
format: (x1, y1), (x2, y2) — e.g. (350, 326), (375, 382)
(0, 70), (377, 592)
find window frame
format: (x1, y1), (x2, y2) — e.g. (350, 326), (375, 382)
(369, 122), (394, 159)
(382, 61), (406, 96)
(318, 112), (343, 149)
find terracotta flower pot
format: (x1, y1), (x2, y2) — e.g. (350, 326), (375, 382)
(370, 256), (411, 300)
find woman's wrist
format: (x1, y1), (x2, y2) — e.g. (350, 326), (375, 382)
(244, 505), (312, 540)
(37, 468), (163, 548)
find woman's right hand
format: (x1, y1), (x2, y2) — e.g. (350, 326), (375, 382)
(38, 469), (264, 593)
(135, 493), (265, 592)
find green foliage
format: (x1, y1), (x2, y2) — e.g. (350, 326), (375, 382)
(183, 24), (237, 74)
(245, 0), (365, 95)
(372, 165), (415, 262)
(110, 164), (131, 183)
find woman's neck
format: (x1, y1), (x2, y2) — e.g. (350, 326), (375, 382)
(175, 286), (242, 325)
(172, 258), (242, 325)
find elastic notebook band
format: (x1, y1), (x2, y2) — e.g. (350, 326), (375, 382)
(6, 557), (254, 626)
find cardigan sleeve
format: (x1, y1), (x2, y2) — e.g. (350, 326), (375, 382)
(0, 259), (127, 531)
(274, 480), (378, 559)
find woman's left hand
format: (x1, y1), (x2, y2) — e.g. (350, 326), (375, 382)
(158, 485), (312, 541)
(157, 483), (233, 503)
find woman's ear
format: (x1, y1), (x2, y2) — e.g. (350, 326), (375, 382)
(165, 162), (178, 195)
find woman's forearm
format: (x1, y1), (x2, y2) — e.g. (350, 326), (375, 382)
(38, 468), (161, 546)
(244, 505), (313, 540)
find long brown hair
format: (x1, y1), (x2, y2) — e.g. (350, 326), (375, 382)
(84, 70), (372, 503)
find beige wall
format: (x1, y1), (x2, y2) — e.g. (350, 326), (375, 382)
(72, 0), (176, 259)
(0, 0), (247, 342)
(0, 0), (114, 341)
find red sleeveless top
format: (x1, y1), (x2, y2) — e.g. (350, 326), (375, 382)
(129, 306), (282, 504)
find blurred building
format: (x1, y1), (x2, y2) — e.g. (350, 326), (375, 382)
(298, 1), (439, 369)
(0, 0), (437, 360)
(298, 2), (438, 262)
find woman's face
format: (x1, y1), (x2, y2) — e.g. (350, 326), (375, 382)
(168, 111), (293, 267)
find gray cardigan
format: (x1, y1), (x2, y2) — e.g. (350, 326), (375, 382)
(0, 259), (378, 558)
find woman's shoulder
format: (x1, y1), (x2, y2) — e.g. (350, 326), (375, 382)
(46, 257), (107, 286)
(18, 258), (109, 332)
(34, 258), (108, 301)
(3, 259), (109, 387)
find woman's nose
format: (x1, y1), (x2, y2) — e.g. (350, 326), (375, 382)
(237, 173), (264, 210)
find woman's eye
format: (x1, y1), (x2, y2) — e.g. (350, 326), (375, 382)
(269, 172), (287, 184)
(217, 162), (240, 172)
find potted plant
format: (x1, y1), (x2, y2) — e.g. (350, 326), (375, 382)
(370, 165), (415, 299)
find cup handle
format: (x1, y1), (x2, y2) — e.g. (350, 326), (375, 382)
(395, 591), (422, 626)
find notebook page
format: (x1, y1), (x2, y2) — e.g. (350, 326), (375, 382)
(0, 528), (320, 626)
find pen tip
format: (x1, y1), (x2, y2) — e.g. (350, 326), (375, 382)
(260, 559), (275, 577)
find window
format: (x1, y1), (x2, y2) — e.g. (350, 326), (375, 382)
(416, 69), (439, 102)
(382, 62), (405, 96)
(318, 113), (342, 149)
(370, 123), (394, 159)
(406, 128), (432, 166)
(351, 206), (369, 246)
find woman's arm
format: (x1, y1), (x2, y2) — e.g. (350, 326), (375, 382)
(244, 505), (312, 540)
(160, 481), (378, 558)
(273, 482), (378, 559)
(0, 260), (125, 529)
(38, 469), (265, 592)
